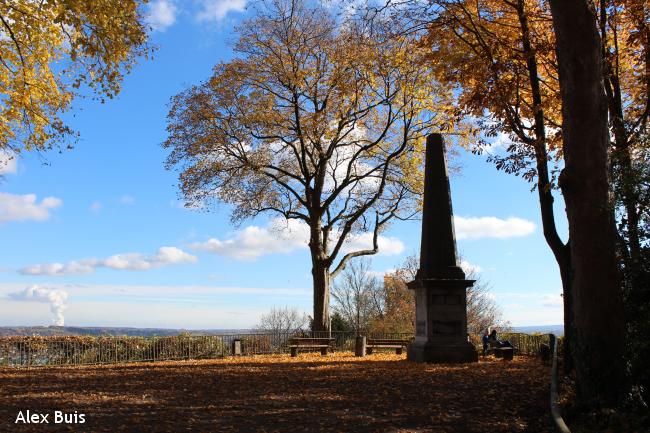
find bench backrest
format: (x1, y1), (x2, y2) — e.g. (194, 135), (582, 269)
(289, 338), (334, 346)
(367, 339), (410, 345)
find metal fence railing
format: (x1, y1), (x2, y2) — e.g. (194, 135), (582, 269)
(0, 331), (549, 367)
(468, 332), (552, 355)
(549, 334), (571, 433)
(500, 332), (551, 355)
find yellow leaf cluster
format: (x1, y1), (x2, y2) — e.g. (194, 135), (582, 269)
(421, 0), (648, 181)
(0, 0), (150, 153)
(424, 0), (562, 154)
(164, 0), (466, 240)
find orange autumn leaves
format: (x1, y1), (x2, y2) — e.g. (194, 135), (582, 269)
(0, 352), (553, 432)
(422, 0), (648, 181)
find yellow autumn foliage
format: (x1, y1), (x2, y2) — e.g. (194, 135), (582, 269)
(0, 0), (150, 153)
(164, 0), (465, 264)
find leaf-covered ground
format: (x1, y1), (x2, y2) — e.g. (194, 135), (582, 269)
(0, 353), (552, 432)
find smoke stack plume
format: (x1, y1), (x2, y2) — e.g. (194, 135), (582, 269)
(8, 285), (69, 326)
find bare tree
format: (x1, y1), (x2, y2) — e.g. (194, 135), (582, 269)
(254, 306), (309, 334)
(371, 255), (507, 334)
(464, 269), (510, 335)
(331, 258), (383, 333)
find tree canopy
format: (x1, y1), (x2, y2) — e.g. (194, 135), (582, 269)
(164, 0), (461, 332)
(0, 0), (150, 154)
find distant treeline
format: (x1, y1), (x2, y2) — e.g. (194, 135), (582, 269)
(513, 325), (564, 336)
(0, 325), (564, 337)
(0, 326), (253, 337)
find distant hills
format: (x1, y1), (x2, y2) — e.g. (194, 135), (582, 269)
(0, 326), (251, 337)
(513, 325), (564, 336)
(0, 324), (565, 337)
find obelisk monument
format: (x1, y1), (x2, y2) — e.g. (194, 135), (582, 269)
(407, 134), (478, 363)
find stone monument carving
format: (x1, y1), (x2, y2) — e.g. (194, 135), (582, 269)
(407, 133), (478, 363)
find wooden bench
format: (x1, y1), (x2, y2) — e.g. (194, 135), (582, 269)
(366, 338), (410, 355)
(487, 340), (516, 360)
(288, 337), (334, 357)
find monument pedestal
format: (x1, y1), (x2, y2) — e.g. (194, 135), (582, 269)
(407, 340), (478, 363)
(407, 276), (478, 364)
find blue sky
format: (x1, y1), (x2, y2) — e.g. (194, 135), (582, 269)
(0, 0), (567, 329)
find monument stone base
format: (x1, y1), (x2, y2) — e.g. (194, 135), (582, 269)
(407, 340), (478, 363)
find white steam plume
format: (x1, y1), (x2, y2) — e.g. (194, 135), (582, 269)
(8, 285), (69, 326)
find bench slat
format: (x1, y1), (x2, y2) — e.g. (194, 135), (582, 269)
(365, 339), (410, 355)
(367, 340), (410, 345)
(288, 345), (329, 348)
(288, 337), (334, 357)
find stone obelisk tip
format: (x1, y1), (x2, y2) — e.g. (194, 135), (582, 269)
(417, 133), (465, 280)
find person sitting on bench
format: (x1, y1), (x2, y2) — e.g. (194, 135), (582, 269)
(488, 329), (513, 348)
(481, 329), (490, 355)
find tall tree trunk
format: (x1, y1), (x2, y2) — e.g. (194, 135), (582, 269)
(310, 219), (331, 335)
(308, 156), (332, 336)
(549, 0), (626, 406)
(311, 257), (331, 335)
(517, 0), (575, 372)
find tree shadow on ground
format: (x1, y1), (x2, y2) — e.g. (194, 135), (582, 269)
(0, 353), (552, 432)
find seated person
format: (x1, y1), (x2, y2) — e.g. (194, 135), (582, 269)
(481, 330), (490, 355)
(488, 329), (513, 348)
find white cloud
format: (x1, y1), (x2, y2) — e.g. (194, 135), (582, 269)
(541, 293), (563, 308)
(19, 247), (197, 276)
(460, 260), (482, 274)
(90, 201), (102, 213)
(0, 150), (17, 174)
(19, 261), (96, 276)
(366, 269), (396, 279)
(0, 192), (62, 223)
(146, 0), (177, 31)
(490, 291), (565, 326)
(0, 282), (309, 298)
(120, 195), (135, 205)
(503, 303), (564, 326)
(191, 219), (309, 260)
(478, 131), (512, 153)
(197, 0), (246, 22)
(170, 199), (185, 209)
(191, 218), (405, 260)
(103, 247), (197, 271)
(342, 232), (405, 256)
(7, 285), (69, 326)
(454, 216), (536, 240)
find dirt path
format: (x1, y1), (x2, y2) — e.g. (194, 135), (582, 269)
(0, 353), (552, 432)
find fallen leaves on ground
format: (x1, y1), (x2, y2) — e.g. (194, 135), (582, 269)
(0, 352), (552, 432)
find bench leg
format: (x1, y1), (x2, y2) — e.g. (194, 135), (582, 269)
(291, 347), (297, 357)
(366, 347), (373, 355)
(396, 347), (403, 355)
(320, 347), (328, 356)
